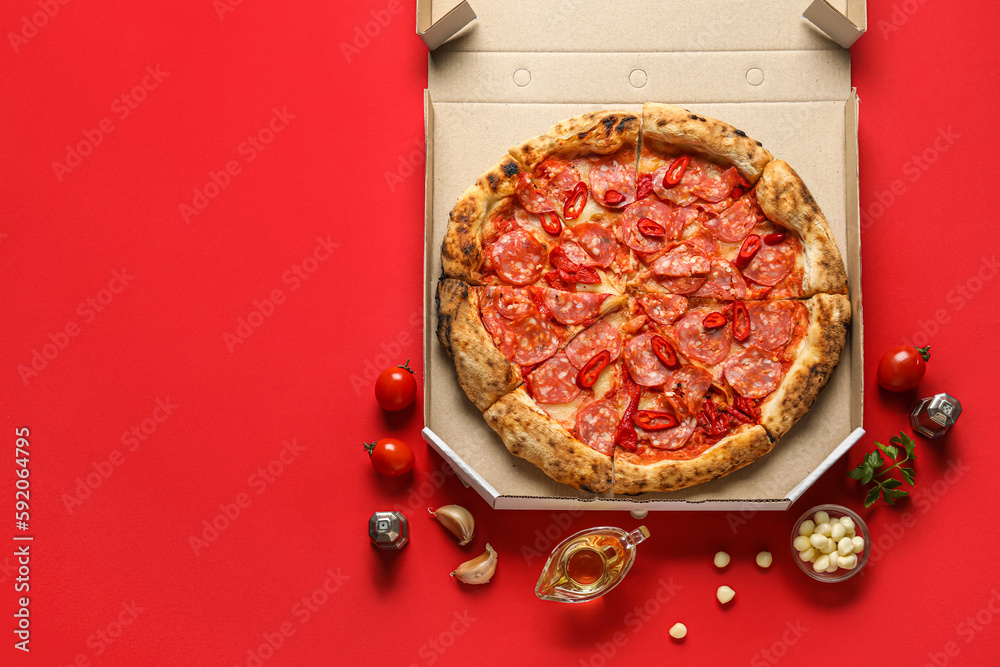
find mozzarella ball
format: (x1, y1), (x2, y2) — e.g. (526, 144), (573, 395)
(852, 536), (865, 554)
(825, 558), (839, 573)
(837, 554), (858, 570)
(819, 538), (837, 555)
(669, 623), (687, 639)
(831, 522), (847, 541)
(814, 510), (830, 525)
(816, 522), (832, 537)
(840, 516), (855, 532)
(799, 519), (816, 536)
(837, 537), (853, 556)
(813, 555), (830, 572)
(756, 551), (773, 568)
(793, 536), (811, 552)
(714, 551), (730, 568)
(798, 547), (816, 562)
(717, 585), (736, 604)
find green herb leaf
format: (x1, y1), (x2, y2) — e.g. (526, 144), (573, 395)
(882, 478), (902, 490)
(878, 442), (899, 461)
(864, 485), (882, 509)
(901, 466), (916, 487)
(882, 486), (908, 504)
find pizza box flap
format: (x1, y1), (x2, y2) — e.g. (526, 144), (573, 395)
(417, 0), (866, 52)
(420, 2), (866, 509)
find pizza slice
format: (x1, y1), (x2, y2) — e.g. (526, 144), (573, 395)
(611, 293), (850, 494)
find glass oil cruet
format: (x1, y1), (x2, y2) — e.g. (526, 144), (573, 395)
(535, 526), (650, 603)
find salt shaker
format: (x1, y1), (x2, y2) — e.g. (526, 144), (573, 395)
(369, 511), (409, 550)
(910, 393), (962, 439)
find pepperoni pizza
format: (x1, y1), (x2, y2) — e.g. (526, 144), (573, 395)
(436, 104), (850, 495)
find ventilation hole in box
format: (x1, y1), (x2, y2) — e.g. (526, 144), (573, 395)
(629, 69), (647, 88)
(513, 69), (531, 87)
(746, 68), (765, 86)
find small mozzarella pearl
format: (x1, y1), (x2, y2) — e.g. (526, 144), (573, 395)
(825, 558), (839, 573)
(798, 547), (816, 562)
(809, 534), (827, 549)
(669, 623), (687, 639)
(814, 510), (830, 525)
(717, 586), (736, 604)
(714, 552), (730, 568)
(816, 522), (832, 537)
(793, 536), (811, 552)
(756, 551), (773, 568)
(813, 554), (830, 572)
(838, 537), (854, 556)
(831, 522), (847, 541)
(837, 554), (858, 570)
(852, 536), (865, 554)
(840, 516), (855, 532)
(799, 520), (816, 536)
(820, 538), (837, 555)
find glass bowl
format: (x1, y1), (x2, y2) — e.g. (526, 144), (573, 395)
(790, 504), (870, 583)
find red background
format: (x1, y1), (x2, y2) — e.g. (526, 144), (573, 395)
(3, 2), (999, 665)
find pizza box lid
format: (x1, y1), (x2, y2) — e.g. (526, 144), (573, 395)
(419, 0), (866, 510)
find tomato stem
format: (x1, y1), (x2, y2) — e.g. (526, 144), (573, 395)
(363, 441), (376, 457)
(916, 346), (931, 362)
(398, 358), (415, 374)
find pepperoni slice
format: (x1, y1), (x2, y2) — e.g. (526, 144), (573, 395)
(741, 238), (797, 286)
(590, 156), (636, 209)
(621, 199), (678, 253)
(623, 332), (673, 386)
(690, 260), (748, 300)
(664, 365), (713, 415)
(515, 174), (555, 214)
(636, 294), (688, 325)
(690, 165), (739, 203)
(572, 222), (617, 267)
(702, 196), (759, 243)
(673, 310), (732, 365)
(565, 321), (624, 369)
(723, 345), (785, 399)
(534, 287), (608, 325)
(635, 395), (696, 449)
(576, 399), (619, 456)
(484, 286), (535, 319)
(536, 158), (582, 204)
(655, 274), (707, 295)
(528, 354), (581, 404)
(651, 244), (711, 277)
(653, 156), (732, 206)
(504, 314), (560, 365)
(747, 301), (796, 351)
(487, 229), (546, 286)
(557, 240), (597, 268)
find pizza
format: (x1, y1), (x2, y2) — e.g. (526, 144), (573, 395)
(435, 103), (850, 495)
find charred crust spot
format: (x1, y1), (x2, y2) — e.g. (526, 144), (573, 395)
(602, 115), (616, 133)
(756, 141), (763, 146)
(502, 161), (519, 178)
(577, 131), (587, 139)
(688, 114), (699, 120)
(735, 129), (746, 137)
(486, 173), (499, 192)
(657, 119), (667, 127)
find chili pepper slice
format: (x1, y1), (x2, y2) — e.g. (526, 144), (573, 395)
(650, 335), (680, 369)
(734, 395), (760, 421)
(604, 189), (626, 205)
(702, 312), (727, 330)
(732, 300), (750, 342)
(539, 211), (561, 235)
(542, 270), (574, 291)
(734, 234), (762, 268)
(577, 350), (611, 389)
(763, 232), (786, 245)
(633, 410), (679, 431)
(636, 174), (653, 200)
(573, 266), (601, 284)
(614, 372), (641, 451)
(663, 156), (691, 187)
(699, 401), (730, 436)
(563, 182), (588, 220)
(549, 247), (579, 273)
(729, 408), (753, 425)
(636, 217), (666, 238)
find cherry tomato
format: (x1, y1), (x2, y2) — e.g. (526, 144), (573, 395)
(375, 359), (417, 411)
(877, 345), (930, 392)
(364, 438), (414, 476)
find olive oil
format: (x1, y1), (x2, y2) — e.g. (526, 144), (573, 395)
(535, 526), (650, 603)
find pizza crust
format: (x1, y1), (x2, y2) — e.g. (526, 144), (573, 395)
(759, 293), (851, 440)
(612, 425), (772, 495)
(484, 387), (613, 494)
(640, 103), (774, 183)
(756, 160), (849, 296)
(509, 110), (640, 172)
(440, 155), (523, 284)
(436, 278), (522, 411)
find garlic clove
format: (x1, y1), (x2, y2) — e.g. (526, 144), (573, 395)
(429, 505), (475, 546)
(451, 543), (497, 584)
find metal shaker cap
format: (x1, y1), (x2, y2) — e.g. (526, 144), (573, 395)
(369, 511), (409, 550)
(910, 393), (962, 438)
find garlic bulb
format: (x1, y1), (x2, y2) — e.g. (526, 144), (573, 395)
(451, 544), (497, 584)
(429, 505), (475, 546)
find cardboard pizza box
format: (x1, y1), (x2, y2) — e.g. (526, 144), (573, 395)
(420, 0), (867, 511)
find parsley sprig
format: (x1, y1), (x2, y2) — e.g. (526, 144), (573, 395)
(847, 431), (916, 508)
